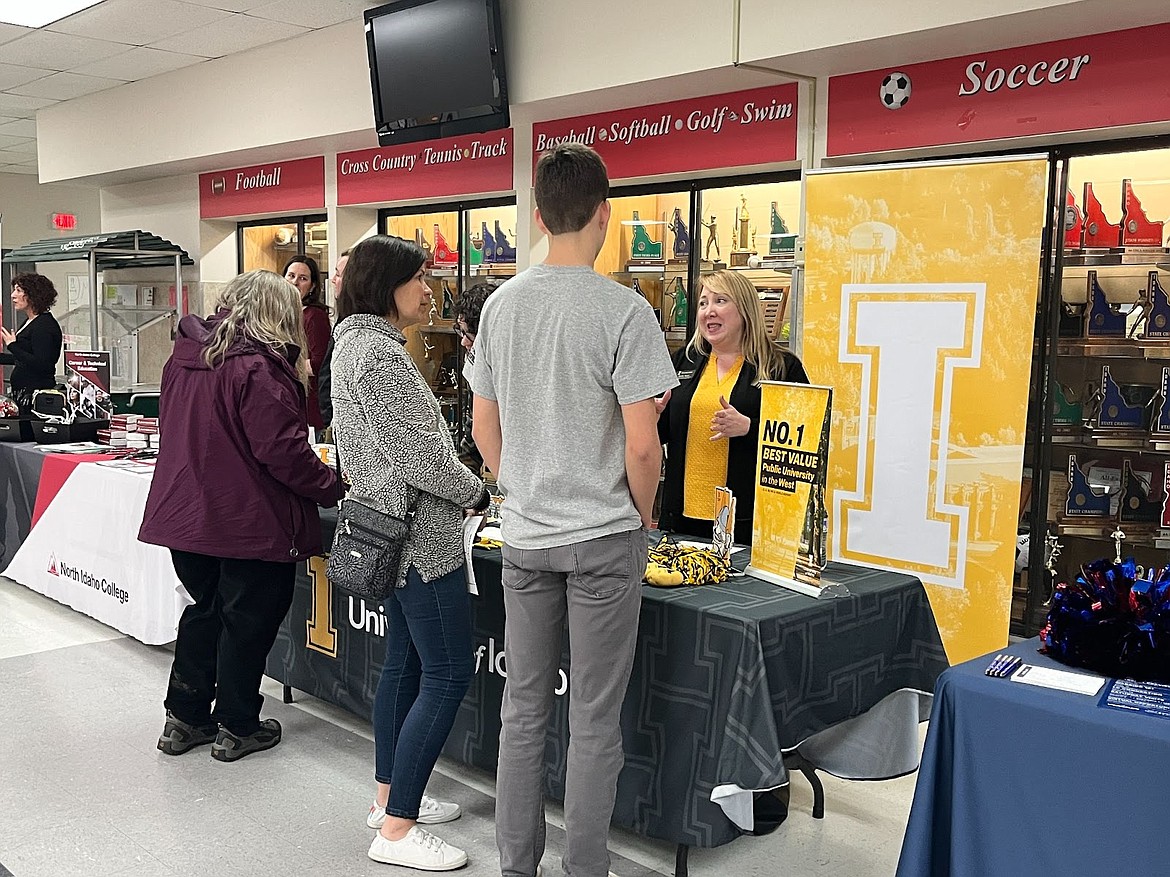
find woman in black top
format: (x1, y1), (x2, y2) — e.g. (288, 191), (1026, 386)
(657, 270), (809, 544)
(1, 273), (63, 412)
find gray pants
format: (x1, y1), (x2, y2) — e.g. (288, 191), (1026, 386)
(496, 528), (648, 877)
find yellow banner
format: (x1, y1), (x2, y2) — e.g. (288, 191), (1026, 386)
(802, 158), (1047, 663)
(749, 381), (832, 589)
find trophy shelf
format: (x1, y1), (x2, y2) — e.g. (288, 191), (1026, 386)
(1063, 247), (1170, 267)
(1055, 521), (1165, 547)
(1052, 340), (1170, 361)
(419, 326), (458, 336)
(1048, 434), (1170, 454)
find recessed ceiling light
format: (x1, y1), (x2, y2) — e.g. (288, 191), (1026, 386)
(0, 1), (107, 28)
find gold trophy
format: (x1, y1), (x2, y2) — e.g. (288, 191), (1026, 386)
(730, 195), (756, 268)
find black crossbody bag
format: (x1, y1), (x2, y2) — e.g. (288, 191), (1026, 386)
(325, 443), (415, 602)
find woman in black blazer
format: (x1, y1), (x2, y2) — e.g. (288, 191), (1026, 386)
(657, 270), (808, 545)
(1, 273), (63, 413)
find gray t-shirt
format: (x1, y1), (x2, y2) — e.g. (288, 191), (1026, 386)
(472, 263), (678, 549)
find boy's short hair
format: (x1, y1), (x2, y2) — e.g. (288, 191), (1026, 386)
(534, 144), (609, 235)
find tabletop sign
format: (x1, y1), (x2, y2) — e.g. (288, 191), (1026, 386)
(64, 350), (112, 420)
(199, 156), (325, 219)
(1099, 678), (1170, 719)
(747, 381), (833, 596)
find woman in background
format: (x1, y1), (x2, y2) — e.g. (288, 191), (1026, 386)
(0, 273), (63, 413)
(140, 270), (342, 762)
(331, 235), (489, 871)
(283, 254), (331, 432)
(657, 269), (809, 545)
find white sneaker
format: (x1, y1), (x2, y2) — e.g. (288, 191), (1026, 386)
(368, 826), (468, 870)
(367, 795), (462, 829)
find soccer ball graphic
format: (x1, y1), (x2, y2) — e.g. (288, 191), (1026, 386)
(880, 72), (912, 110)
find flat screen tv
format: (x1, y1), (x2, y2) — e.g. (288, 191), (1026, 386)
(365, 0), (509, 147)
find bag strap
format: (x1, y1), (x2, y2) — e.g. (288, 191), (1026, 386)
(332, 432), (418, 518)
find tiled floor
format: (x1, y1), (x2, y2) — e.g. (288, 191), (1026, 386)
(0, 576), (923, 877)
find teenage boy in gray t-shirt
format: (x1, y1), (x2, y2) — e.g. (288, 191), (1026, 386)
(472, 143), (677, 877)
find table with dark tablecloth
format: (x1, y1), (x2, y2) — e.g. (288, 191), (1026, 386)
(269, 512), (948, 848)
(896, 637), (1170, 877)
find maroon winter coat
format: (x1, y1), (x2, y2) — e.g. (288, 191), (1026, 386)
(139, 311), (343, 562)
(302, 305), (331, 430)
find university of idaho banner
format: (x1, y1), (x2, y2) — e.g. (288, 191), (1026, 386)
(802, 157), (1047, 662)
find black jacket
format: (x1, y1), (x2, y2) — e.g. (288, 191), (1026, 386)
(0, 311), (63, 392)
(316, 336), (334, 427)
(658, 344), (809, 544)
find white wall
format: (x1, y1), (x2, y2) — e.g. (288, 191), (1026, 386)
(99, 175), (200, 261)
(739, 0), (1170, 74)
(0, 171), (101, 294)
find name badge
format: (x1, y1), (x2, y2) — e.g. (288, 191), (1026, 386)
(677, 369), (695, 381)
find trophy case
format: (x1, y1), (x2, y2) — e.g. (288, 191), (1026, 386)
(380, 198), (518, 449)
(599, 173), (802, 354)
(1023, 142), (1170, 635)
(237, 214), (331, 287)
(598, 189), (692, 350)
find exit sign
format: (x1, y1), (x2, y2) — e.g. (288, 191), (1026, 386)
(50, 213), (77, 231)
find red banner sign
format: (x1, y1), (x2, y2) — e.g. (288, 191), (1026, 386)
(199, 156), (325, 219)
(828, 24), (1170, 156)
(336, 130), (513, 206)
(531, 84), (799, 180)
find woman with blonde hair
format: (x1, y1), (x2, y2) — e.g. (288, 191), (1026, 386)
(657, 269), (809, 544)
(140, 269), (343, 762)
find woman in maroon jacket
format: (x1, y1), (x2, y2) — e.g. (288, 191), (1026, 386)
(283, 254), (331, 433)
(140, 269), (343, 762)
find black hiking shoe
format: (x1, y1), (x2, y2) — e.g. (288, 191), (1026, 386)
(157, 710), (219, 756)
(210, 718), (282, 762)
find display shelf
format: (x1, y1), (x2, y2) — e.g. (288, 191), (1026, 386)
(1055, 521), (1165, 546)
(1063, 247), (1170, 266)
(1050, 434), (1170, 453)
(611, 266), (689, 279)
(419, 326), (457, 335)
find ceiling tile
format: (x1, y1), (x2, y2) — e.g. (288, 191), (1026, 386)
(0, 140), (39, 156)
(9, 71), (124, 100)
(48, 0), (234, 46)
(0, 134), (34, 150)
(169, 0), (269, 11)
(0, 30), (130, 71)
(246, 0), (377, 29)
(147, 14), (310, 58)
(0, 165), (39, 175)
(0, 23), (32, 48)
(0, 118), (37, 137)
(0, 62), (55, 91)
(0, 94), (57, 118)
(0, 145), (37, 161)
(71, 46), (207, 81)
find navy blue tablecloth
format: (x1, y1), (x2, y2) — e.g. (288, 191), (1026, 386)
(896, 637), (1170, 877)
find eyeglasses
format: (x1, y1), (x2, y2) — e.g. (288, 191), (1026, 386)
(454, 326), (475, 341)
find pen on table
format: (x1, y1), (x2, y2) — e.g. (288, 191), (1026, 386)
(997, 656), (1023, 678)
(985, 653), (1006, 676)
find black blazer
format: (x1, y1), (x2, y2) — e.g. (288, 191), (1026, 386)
(0, 311), (63, 392)
(657, 343), (809, 544)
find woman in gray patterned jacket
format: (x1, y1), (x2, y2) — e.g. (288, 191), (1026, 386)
(331, 235), (490, 872)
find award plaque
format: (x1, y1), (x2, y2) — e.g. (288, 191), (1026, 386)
(1121, 179), (1165, 248)
(1082, 182), (1122, 249)
(1120, 460), (1161, 524)
(1064, 189), (1084, 250)
(1152, 368), (1170, 437)
(481, 222), (497, 262)
(440, 279), (455, 319)
(668, 207), (691, 263)
(1085, 270), (1128, 338)
(1065, 455), (1112, 518)
(1138, 271), (1170, 341)
(1094, 365), (1154, 431)
(628, 211), (664, 264)
(768, 202), (796, 256)
(432, 224), (458, 267)
(415, 227), (433, 263)
(493, 221), (516, 263)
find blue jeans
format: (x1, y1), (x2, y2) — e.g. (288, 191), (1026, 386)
(374, 564), (473, 819)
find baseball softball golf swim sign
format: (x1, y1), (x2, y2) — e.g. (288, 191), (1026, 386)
(801, 157), (1048, 663)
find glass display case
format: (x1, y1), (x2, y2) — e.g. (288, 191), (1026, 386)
(381, 199), (518, 451)
(237, 215), (330, 282)
(1022, 142), (1170, 634)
